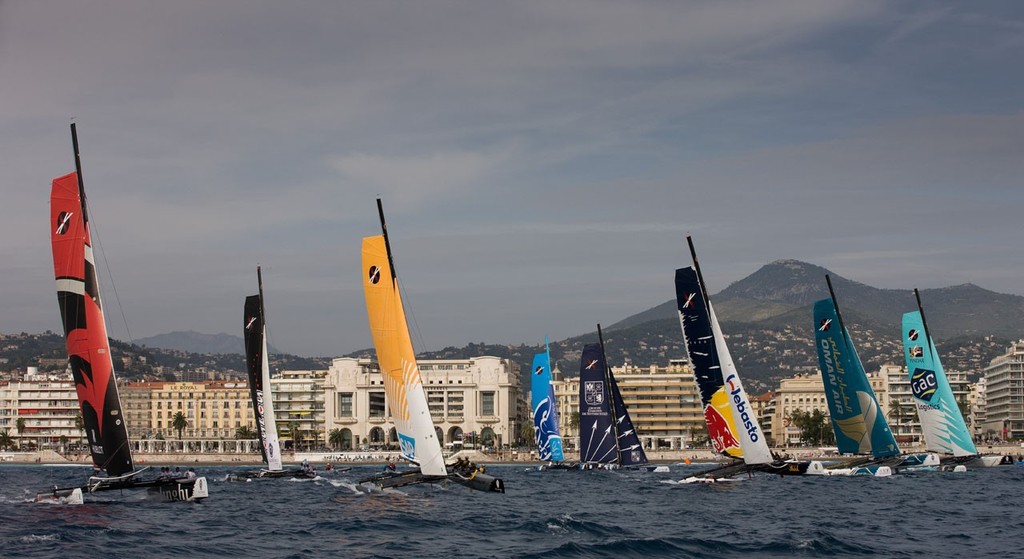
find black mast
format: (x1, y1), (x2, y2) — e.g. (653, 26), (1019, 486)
(257, 265), (266, 332)
(825, 274), (850, 345)
(686, 235), (711, 308)
(913, 288), (936, 357)
(70, 122), (89, 223)
(596, 323), (622, 466)
(377, 198), (397, 284)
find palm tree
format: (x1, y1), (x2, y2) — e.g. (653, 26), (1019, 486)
(285, 421), (301, 450)
(235, 425), (257, 440)
(328, 428), (345, 450)
(15, 417), (27, 450)
(0, 430), (14, 451)
(171, 411), (188, 440)
(887, 400), (907, 439)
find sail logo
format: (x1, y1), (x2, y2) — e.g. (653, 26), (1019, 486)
(368, 265), (381, 284)
(911, 368), (938, 401)
(585, 359), (599, 370)
(819, 318), (832, 332)
(908, 329), (920, 341)
(535, 365), (544, 375)
(584, 381), (605, 405)
(725, 374), (760, 442)
(56, 211), (73, 235)
(245, 316), (257, 330)
(909, 346), (924, 358)
(399, 433), (416, 459)
(681, 293), (696, 308)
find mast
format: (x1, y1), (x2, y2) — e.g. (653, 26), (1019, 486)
(257, 265), (266, 324)
(825, 274), (850, 346)
(913, 288), (935, 356)
(686, 235), (711, 308)
(70, 123), (89, 223)
(377, 198), (397, 284)
(596, 323), (622, 465)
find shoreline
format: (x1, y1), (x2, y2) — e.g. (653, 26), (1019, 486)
(4, 444), (1021, 467)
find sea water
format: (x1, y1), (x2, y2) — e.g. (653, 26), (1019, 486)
(1, 463), (1022, 558)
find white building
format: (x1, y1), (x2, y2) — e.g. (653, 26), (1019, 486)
(271, 370), (327, 450)
(323, 356), (521, 452)
(981, 340), (1024, 440)
(0, 378), (83, 450)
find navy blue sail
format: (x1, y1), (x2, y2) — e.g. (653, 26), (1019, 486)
(578, 343), (617, 465)
(608, 370), (648, 466)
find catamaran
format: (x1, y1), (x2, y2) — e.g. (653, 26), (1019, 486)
(674, 236), (808, 482)
(38, 124), (208, 504)
(532, 338), (573, 470)
(902, 289), (1002, 469)
(807, 275), (936, 477)
(359, 199), (504, 493)
(228, 266), (316, 481)
(577, 325), (656, 471)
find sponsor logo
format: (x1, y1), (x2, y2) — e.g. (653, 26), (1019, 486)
(630, 450), (642, 463)
(819, 318), (832, 332)
(682, 293), (696, 309)
(911, 368), (938, 401)
(255, 390), (270, 450)
(725, 374), (760, 442)
(584, 381), (604, 405)
(56, 211), (73, 235)
(368, 265), (381, 284)
(585, 359), (599, 370)
(908, 329), (919, 341)
(704, 404), (740, 453)
(246, 316), (257, 330)
(910, 346), (924, 358)
(399, 433), (416, 459)
(534, 365), (544, 375)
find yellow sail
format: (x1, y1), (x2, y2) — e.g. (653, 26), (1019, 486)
(362, 235), (446, 476)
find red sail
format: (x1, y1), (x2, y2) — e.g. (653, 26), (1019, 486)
(50, 172), (134, 476)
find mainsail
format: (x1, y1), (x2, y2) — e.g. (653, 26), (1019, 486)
(812, 276), (899, 458)
(49, 124), (134, 477)
(531, 339), (564, 462)
(902, 290), (977, 457)
(243, 266), (283, 471)
(674, 237), (772, 465)
(361, 201), (446, 477)
(578, 343), (618, 465)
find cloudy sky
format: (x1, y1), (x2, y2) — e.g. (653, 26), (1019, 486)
(2, 1), (1022, 356)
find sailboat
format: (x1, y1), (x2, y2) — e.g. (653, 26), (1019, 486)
(228, 266), (316, 480)
(807, 275), (935, 476)
(674, 236), (807, 482)
(359, 199), (504, 493)
(577, 325), (652, 470)
(902, 289), (1001, 468)
(37, 124), (208, 504)
(532, 338), (572, 470)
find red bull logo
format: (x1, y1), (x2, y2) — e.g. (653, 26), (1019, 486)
(704, 405), (740, 453)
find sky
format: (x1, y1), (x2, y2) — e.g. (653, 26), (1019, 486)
(2, 1), (1022, 357)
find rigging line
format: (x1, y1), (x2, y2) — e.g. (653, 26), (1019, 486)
(399, 276), (428, 357)
(83, 199), (134, 345)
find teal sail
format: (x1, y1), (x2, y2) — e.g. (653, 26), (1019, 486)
(813, 295), (899, 458)
(531, 339), (564, 462)
(902, 303), (977, 457)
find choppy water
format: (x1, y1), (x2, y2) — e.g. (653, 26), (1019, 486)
(1, 462), (1023, 558)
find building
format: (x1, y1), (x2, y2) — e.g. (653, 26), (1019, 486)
(126, 380), (255, 447)
(751, 392), (774, 444)
(270, 369), (327, 450)
(771, 372), (829, 446)
(969, 376), (987, 439)
(323, 355), (521, 452)
(0, 378), (83, 450)
(552, 359), (704, 451)
(981, 340), (1024, 440)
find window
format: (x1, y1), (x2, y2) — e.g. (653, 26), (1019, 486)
(481, 391), (495, 417)
(369, 391), (386, 418)
(338, 393), (353, 417)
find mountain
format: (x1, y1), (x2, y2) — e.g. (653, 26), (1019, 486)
(135, 330), (278, 355)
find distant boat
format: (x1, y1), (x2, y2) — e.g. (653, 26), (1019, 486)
(359, 199), (504, 493)
(532, 338), (572, 469)
(578, 325), (651, 470)
(808, 275), (933, 477)
(229, 267), (316, 481)
(38, 124), (208, 504)
(903, 289), (1003, 468)
(674, 236), (807, 482)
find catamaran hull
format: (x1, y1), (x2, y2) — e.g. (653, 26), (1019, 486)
(449, 472), (506, 493)
(37, 476), (208, 504)
(805, 461), (893, 477)
(757, 460), (812, 476)
(226, 468), (316, 481)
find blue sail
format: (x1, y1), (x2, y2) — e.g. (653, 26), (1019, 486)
(902, 311), (977, 457)
(531, 345), (564, 462)
(578, 343), (618, 465)
(813, 298), (899, 458)
(608, 369), (648, 466)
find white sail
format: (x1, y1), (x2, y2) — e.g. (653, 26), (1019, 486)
(709, 302), (773, 465)
(261, 324), (283, 471)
